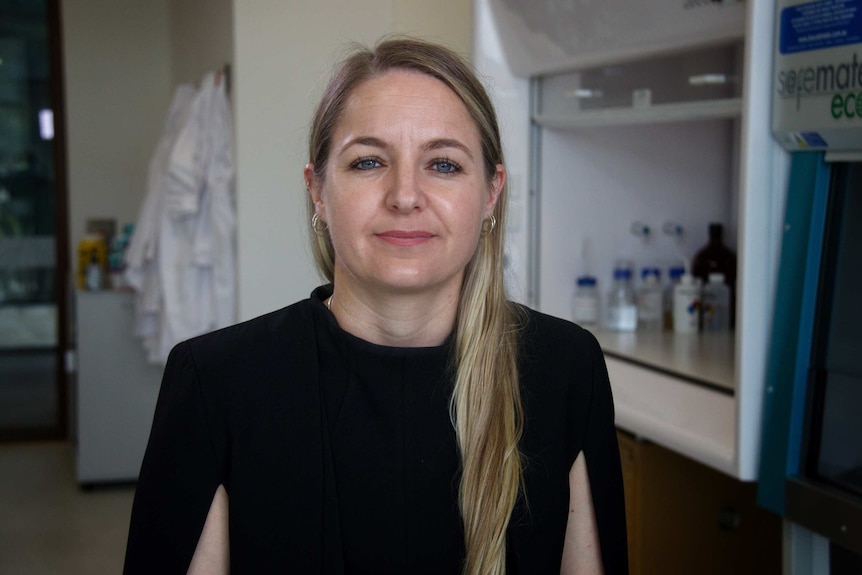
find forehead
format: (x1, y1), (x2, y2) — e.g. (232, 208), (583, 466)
(334, 70), (480, 143)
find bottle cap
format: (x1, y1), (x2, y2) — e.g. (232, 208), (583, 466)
(668, 266), (685, 280)
(640, 267), (656, 278)
(576, 275), (597, 287)
(613, 268), (632, 280)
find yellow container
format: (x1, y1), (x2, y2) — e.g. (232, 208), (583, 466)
(77, 234), (107, 289)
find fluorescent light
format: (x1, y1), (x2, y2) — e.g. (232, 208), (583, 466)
(39, 109), (54, 140)
(689, 74), (730, 86)
(565, 88), (604, 99)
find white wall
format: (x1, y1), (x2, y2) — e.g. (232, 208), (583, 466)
(537, 122), (733, 321)
(62, 0), (173, 264)
(473, 0), (531, 304)
(233, 0), (473, 320)
(169, 0), (234, 86)
(61, 0), (233, 278)
(63, 0), (472, 321)
(392, 1), (472, 57)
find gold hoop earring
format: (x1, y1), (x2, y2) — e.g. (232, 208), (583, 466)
(480, 215), (497, 236)
(311, 213), (328, 236)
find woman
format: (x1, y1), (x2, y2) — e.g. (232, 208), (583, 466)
(124, 38), (627, 575)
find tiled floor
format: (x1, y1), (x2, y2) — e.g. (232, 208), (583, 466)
(0, 441), (134, 574)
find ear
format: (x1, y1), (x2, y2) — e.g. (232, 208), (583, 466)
(304, 163), (324, 214)
(485, 164), (506, 218)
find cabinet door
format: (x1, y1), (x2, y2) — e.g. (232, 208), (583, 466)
(75, 291), (163, 484)
(618, 430), (781, 575)
(617, 431), (642, 575)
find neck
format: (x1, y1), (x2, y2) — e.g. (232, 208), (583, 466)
(328, 280), (460, 348)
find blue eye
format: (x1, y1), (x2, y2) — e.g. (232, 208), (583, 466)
(433, 159), (460, 173)
(353, 158), (380, 170)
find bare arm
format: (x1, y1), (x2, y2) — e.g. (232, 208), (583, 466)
(560, 452), (604, 575)
(187, 484), (229, 575)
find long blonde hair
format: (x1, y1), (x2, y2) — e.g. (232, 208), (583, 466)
(307, 38), (524, 575)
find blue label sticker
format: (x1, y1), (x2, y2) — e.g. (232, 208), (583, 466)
(801, 132), (830, 147)
(780, 0), (862, 54)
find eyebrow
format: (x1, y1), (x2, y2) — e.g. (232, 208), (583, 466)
(339, 136), (474, 161)
(340, 136), (389, 153)
(423, 138), (474, 161)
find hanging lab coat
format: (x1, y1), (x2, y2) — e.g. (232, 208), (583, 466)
(126, 72), (236, 364)
(126, 85), (196, 360)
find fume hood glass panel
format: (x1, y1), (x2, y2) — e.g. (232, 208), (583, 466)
(817, 372), (862, 496)
(812, 163), (862, 497)
(786, 165), (862, 556)
(539, 42), (743, 117)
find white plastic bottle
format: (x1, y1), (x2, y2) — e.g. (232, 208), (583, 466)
(572, 275), (600, 325)
(606, 265), (637, 331)
(637, 267), (662, 332)
(673, 273), (701, 334)
(702, 272), (730, 332)
(85, 251), (102, 291)
(664, 266), (685, 331)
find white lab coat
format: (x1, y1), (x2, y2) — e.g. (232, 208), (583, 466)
(126, 72), (236, 364)
(125, 84), (195, 360)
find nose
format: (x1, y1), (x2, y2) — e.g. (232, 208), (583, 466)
(385, 163), (424, 213)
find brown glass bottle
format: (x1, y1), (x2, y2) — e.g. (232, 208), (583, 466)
(692, 223), (737, 329)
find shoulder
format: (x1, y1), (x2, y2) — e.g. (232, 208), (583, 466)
(159, 299), (320, 435)
(171, 299), (315, 376)
(510, 306), (614, 525)
(190, 299), (310, 349)
(513, 304), (609, 427)
(515, 303), (602, 368)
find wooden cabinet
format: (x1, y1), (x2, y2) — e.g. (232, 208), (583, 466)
(618, 430), (782, 575)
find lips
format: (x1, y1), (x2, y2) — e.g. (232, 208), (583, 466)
(376, 230), (435, 246)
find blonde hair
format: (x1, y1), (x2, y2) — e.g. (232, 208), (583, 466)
(307, 38), (524, 575)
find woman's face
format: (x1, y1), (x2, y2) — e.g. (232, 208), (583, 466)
(307, 70), (504, 299)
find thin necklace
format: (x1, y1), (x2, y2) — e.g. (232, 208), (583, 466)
(327, 295), (334, 311)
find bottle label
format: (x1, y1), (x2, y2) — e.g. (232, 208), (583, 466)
(637, 291), (662, 321)
(607, 305), (637, 331)
(573, 296), (599, 324)
(673, 288), (701, 334)
(702, 286), (730, 332)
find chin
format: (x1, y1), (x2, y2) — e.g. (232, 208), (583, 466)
(371, 268), (462, 295)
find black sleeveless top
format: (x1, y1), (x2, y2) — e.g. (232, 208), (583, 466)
(124, 287), (628, 574)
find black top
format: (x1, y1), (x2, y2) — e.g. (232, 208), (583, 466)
(314, 289), (463, 573)
(123, 287), (628, 574)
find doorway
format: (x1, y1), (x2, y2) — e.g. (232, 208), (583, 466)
(0, 0), (69, 440)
